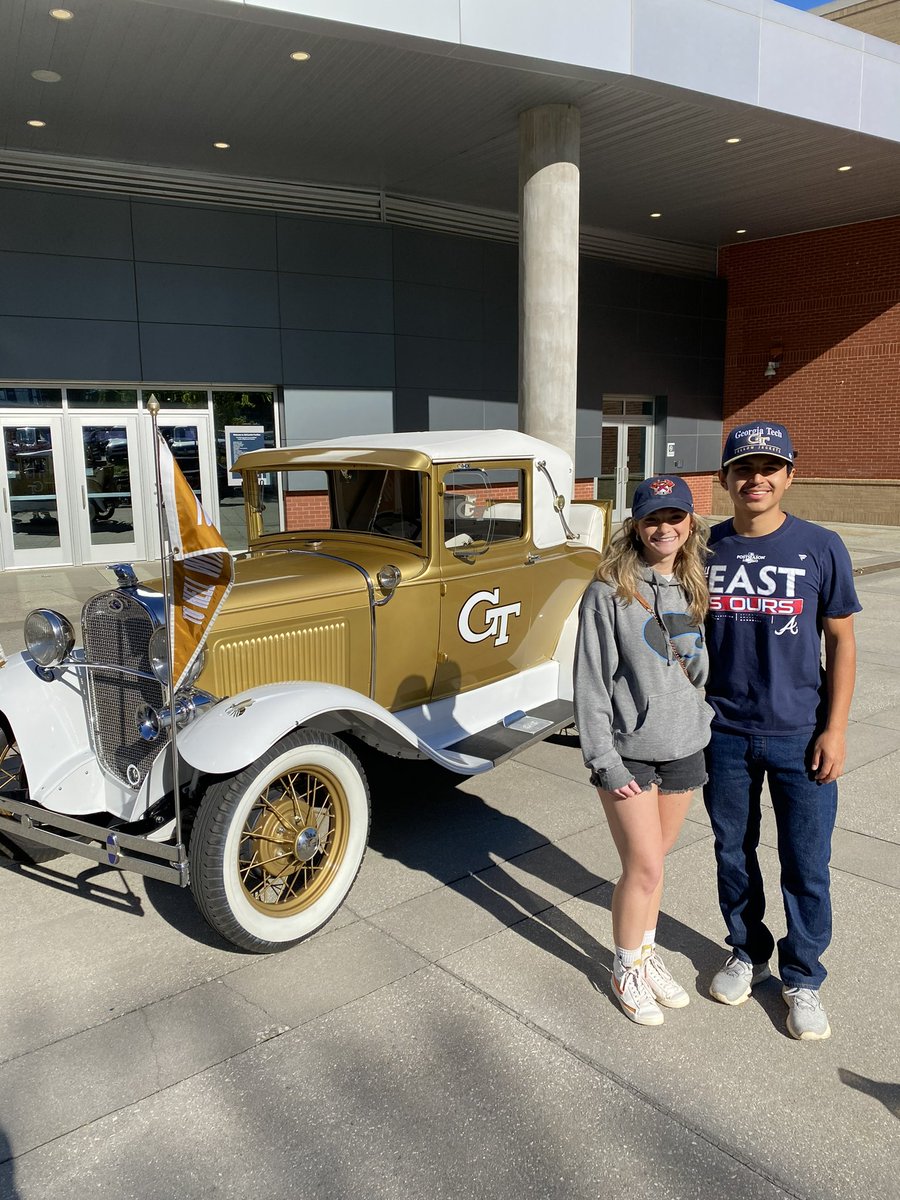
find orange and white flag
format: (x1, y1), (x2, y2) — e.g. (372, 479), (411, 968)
(157, 433), (233, 690)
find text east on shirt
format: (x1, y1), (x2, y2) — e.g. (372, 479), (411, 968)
(704, 515), (860, 735)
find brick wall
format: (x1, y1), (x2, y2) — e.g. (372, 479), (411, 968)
(718, 216), (900, 483)
(285, 492), (330, 530)
(680, 472), (715, 516)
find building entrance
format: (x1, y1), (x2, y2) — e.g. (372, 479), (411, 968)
(0, 390), (220, 571)
(598, 397), (655, 521)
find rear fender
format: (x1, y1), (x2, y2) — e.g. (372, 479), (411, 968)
(551, 598), (584, 702)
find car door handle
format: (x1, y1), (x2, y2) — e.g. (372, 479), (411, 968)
(525, 553), (541, 564)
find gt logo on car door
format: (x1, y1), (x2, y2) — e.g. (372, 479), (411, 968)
(458, 588), (522, 647)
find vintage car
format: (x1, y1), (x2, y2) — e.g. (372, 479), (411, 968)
(0, 430), (608, 952)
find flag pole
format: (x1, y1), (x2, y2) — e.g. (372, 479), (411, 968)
(146, 394), (185, 857)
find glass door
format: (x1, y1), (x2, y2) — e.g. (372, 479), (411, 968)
(599, 417), (654, 521)
(71, 415), (145, 565)
(0, 417), (74, 568)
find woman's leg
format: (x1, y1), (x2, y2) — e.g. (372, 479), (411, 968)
(644, 788), (694, 933)
(598, 784), (665, 951)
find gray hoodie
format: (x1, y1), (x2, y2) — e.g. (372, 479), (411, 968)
(574, 565), (712, 792)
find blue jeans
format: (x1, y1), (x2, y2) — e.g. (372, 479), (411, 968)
(703, 728), (838, 989)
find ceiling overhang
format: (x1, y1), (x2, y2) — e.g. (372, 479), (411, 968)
(2, 0), (899, 265)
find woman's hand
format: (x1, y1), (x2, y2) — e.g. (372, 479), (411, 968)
(610, 779), (642, 799)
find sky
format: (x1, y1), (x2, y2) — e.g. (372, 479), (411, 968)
(774, 1), (824, 9)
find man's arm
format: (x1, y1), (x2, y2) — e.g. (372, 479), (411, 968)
(812, 614), (857, 784)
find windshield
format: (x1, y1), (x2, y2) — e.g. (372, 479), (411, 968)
(251, 466), (424, 545)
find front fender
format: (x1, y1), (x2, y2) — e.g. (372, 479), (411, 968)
(175, 682), (492, 776)
(0, 652), (141, 816)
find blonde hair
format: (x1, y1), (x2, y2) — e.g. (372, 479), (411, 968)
(596, 514), (711, 626)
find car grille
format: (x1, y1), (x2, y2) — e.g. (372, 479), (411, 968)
(81, 591), (167, 789)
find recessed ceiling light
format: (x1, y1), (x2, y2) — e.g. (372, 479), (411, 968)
(838, 164), (852, 172)
(26, 119), (47, 128)
(726, 137), (742, 144)
(290, 50), (311, 61)
(736, 229), (747, 234)
(32, 69), (62, 82)
(650, 212), (662, 219)
(213, 141), (230, 150)
(49, 8), (74, 19)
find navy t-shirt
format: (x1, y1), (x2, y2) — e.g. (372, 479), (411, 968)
(705, 515), (861, 735)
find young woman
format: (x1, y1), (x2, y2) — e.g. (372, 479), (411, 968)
(574, 476), (712, 1026)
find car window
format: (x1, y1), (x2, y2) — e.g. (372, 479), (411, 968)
(268, 467), (424, 544)
(443, 467), (524, 549)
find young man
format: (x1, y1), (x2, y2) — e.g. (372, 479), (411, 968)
(703, 421), (860, 1040)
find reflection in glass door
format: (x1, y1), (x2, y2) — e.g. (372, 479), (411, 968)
(72, 416), (144, 565)
(0, 418), (73, 567)
(149, 416), (218, 557)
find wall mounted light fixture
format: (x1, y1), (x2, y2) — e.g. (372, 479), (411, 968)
(764, 342), (783, 379)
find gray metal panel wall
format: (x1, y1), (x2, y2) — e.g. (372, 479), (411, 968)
(578, 259), (726, 475)
(0, 185), (724, 465)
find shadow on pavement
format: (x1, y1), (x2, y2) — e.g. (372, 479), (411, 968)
(361, 745), (726, 990)
(838, 1068), (900, 1118)
(0, 1126), (21, 1198)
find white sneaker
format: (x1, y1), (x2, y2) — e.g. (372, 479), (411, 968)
(709, 955), (771, 1005)
(783, 986), (831, 1040)
(643, 950), (690, 1008)
(610, 965), (664, 1026)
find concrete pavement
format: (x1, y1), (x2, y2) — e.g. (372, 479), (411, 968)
(1, 526), (899, 1199)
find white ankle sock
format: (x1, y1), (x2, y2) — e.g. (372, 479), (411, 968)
(642, 928), (657, 959)
(614, 945), (641, 979)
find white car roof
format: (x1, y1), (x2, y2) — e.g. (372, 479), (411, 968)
(300, 428), (561, 464)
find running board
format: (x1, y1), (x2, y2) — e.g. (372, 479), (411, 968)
(444, 700), (574, 767)
(0, 797), (189, 886)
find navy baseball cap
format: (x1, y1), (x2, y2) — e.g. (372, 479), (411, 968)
(631, 475), (695, 521)
(722, 421), (795, 469)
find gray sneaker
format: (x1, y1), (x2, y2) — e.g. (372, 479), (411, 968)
(709, 954), (771, 1005)
(783, 987), (831, 1040)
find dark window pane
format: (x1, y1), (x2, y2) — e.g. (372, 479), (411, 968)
(67, 389), (138, 409)
(140, 390), (209, 409)
(0, 388), (62, 408)
(624, 399), (654, 416)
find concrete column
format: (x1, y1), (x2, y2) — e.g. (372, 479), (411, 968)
(518, 104), (581, 467)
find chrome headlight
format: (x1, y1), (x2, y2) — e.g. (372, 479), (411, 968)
(24, 609), (75, 667)
(182, 647), (207, 689)
(148, 628), (206, 690)
(148, 626), (169, 686)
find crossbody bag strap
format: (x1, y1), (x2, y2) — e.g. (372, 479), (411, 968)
(633, 592), (694, 682)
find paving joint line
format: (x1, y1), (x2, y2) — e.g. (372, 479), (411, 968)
(436, 961), (809, 1200)
(0, 953), (434, 1167)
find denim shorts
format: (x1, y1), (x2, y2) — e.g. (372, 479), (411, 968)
(620, 749), (708, 794)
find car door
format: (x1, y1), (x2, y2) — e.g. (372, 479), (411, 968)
(433, 462), (534, 700)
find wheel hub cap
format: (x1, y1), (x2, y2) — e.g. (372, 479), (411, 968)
(294, 825), (320, 862)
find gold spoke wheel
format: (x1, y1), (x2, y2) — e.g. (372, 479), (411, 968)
(190, 729), (370, 953)
(239, 766), (349, 916)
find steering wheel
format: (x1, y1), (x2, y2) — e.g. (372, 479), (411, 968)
(371, 512), (421, 540)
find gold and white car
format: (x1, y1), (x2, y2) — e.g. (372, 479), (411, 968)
(0, 431), (608, 952)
